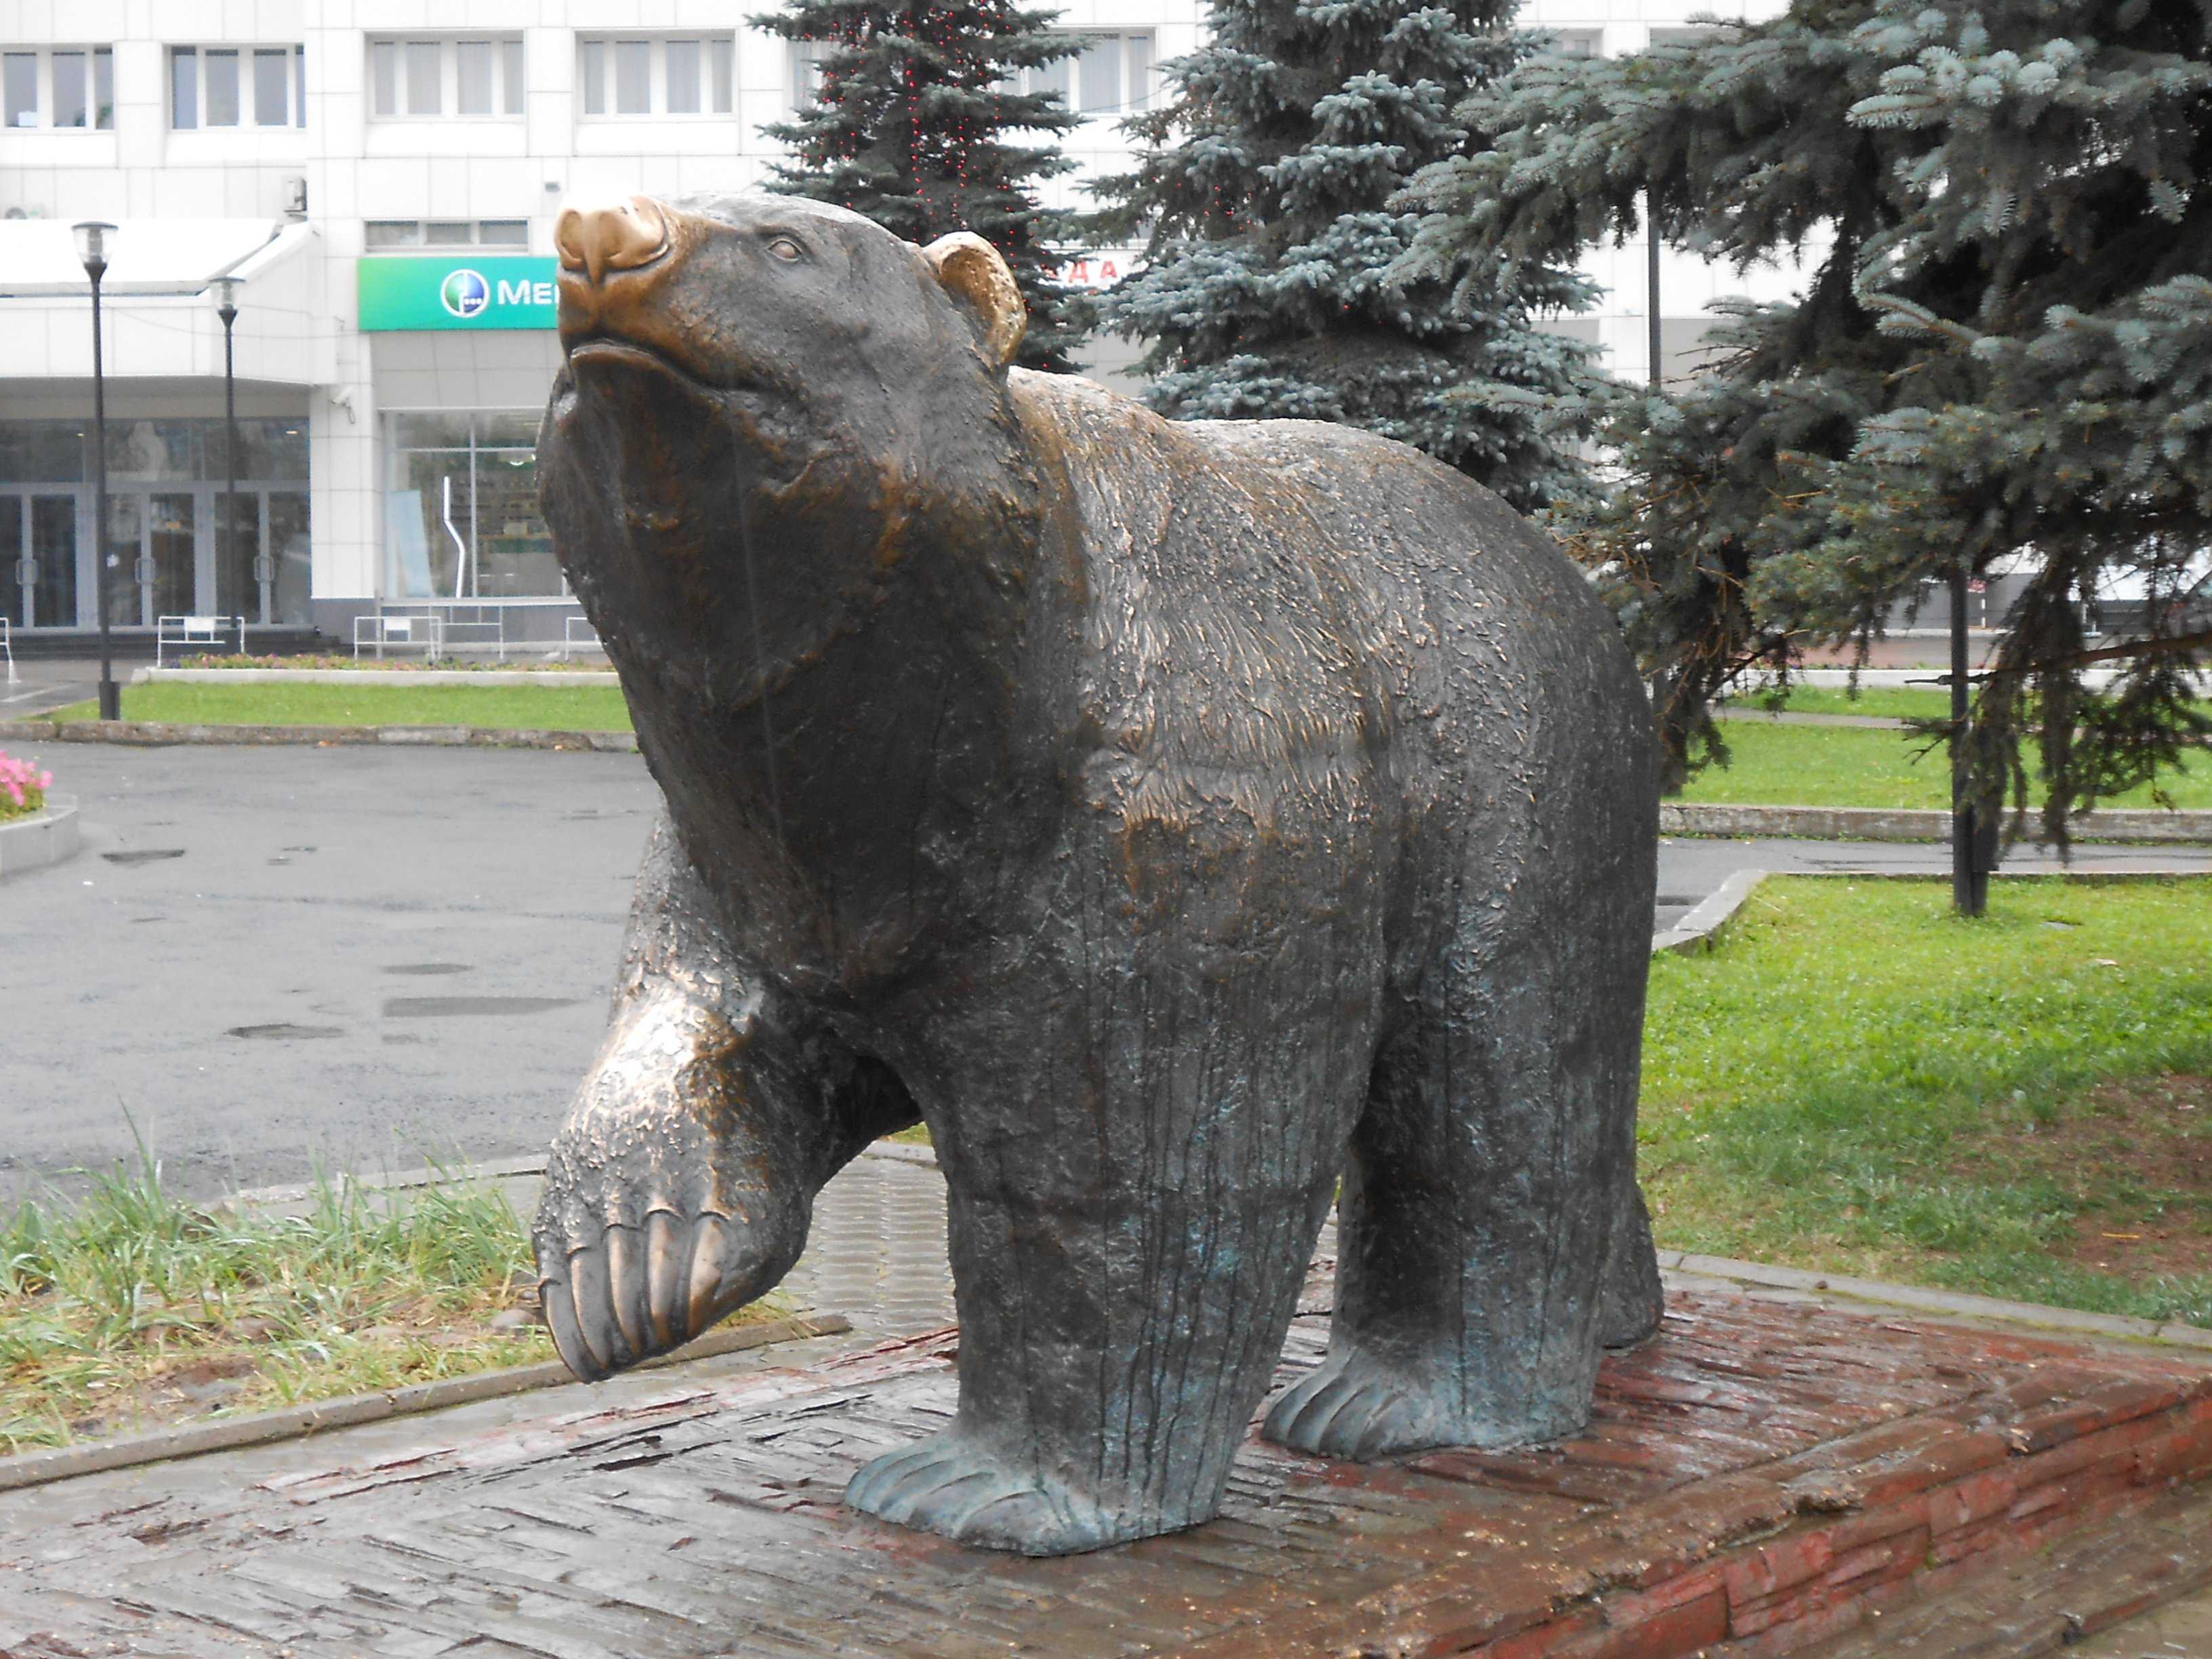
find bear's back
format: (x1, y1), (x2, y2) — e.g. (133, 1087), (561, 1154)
(1008, 371), (1650, 808)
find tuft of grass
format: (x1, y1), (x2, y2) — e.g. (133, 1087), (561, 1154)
(1675, 721), (2212, 811)
(0, 1147), (556, 1452)
(48, 682), (634, 733)
(1641, 877), (2212, 1324)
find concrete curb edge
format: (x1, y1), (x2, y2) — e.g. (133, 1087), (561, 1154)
(1663, 800), (2212, 844)
(0, 793), (79, 880)
(0, 1311), (852, 1495)
(1652, 867), (1769, 956)
(136, 668), (619, 687)
(5, 718), (2204, 844)
(1660, 1251), (2212, 1351)
(861, 1144), (2212, 1355)
(1649, 865), (2211, 956)
(0, 718), (639, 753)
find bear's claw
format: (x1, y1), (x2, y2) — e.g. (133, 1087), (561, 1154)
(537, 1210), (758, 1383)
(845, 1431), (1121, 1555)
(1263, 1351), (1452, 1460)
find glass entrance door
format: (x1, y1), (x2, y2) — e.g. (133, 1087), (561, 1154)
(209, 488), (312, 626)
(213, 489), (255, 623)
(144, 492), (199, 621)
(1, 493), (79, 628)
(105, 491), (203, 626)
(104, 491), (142, 626)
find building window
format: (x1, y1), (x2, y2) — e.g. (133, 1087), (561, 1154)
(170, 45), (306, 129)
(1546, 30), (1604, 57)
(578, 36), (734, 117)
(369, 37), (524, 119)
(387, 413), (561, 600)
(790, 40), (834, 110)
(3, 45), (115, 129)
(365, 219), (531, 250)
(1021, 32), (1153, 117)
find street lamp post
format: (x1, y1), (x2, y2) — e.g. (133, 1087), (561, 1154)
(73, 221), (119, 722)
(1647, 191), (1662, 389)
(213, 276), (243, 632)
(1949, 561), (1990, 916)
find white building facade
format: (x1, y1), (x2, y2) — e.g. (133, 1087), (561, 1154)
(0, 0), (1790, 646)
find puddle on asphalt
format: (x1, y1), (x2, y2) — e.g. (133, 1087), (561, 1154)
(382, 996), (581, 1019)
(228, 1023), (345, 1041)
(102, 849), (185, 866)
(382, 963), (474, 977)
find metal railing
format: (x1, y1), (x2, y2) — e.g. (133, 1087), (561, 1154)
(562, 613), (602, 659)
(353, 612), (446, 660)
(155, 615), (247, 668)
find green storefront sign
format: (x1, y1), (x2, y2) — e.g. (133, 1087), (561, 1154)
(356, 256), (560, 331)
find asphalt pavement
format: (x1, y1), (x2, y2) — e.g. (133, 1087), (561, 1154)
(1, 742), (656, 1208)
(3, 741), (2207, 1209)
(0, 655), (104, 719)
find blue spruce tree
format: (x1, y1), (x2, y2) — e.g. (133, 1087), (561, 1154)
(1090, 0), (1605, 514)
(756, 0), (1093, 371)
(1395, 0), (2212, 850)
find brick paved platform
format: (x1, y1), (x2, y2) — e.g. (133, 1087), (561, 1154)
(6, 1290), (2212, 1658)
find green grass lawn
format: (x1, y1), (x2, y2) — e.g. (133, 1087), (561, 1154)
(1717, 684), (1953, 721)
(1643, 876), (2212, 1324)
(1677, 720), (2212, 810)
(49, 682), (635, 733)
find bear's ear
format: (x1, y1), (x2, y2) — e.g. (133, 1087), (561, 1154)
(922, 232), (1027, 371)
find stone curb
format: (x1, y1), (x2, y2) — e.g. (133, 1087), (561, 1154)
(222, 1154), (551, 1211)
(0, 718), (638, 753)
(1663, 800), (2212, 844)
(0, 792), (79, 880)
(5, 716), (2206, 851)
(315, 1147), (2212, 1359)
(137, 668), (619, 687)
(1658, 1251), (2212, 1351)
(1652, 866), (1768, 956)
(0, 1311), (851, 1496)
(1654, 865), (2211, 956)
(862, 1147), (2212, 1356)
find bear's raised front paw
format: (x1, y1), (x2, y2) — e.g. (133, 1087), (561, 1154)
(845, 1432), (1135, 1556)
(534, 1202), (762, 1382)
(1261, 1351), (1455, 1460)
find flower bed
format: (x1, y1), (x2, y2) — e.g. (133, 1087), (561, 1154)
(0, 752), (50, 823)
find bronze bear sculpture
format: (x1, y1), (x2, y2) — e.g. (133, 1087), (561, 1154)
(532, 191), (1664, 1557)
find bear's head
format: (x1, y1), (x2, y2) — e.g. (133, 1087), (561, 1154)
(539, 192), (1042, 698)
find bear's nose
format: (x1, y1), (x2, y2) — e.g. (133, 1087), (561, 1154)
(556, 196), (671, 285)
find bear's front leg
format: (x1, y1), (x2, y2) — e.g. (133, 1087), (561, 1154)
(844, 875), (1386, 1555)
(534, 815), (914, 1380)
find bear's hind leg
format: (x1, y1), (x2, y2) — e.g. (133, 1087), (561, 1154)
(1265, 923), (1650, 1458)
(846, 1165), (1345, 1553)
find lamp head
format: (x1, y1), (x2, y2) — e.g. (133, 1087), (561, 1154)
(71, 220), (117, 274)
(212, 274), (240, 321)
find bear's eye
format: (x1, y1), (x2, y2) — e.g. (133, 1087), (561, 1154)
(766, 237), (803, 262)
